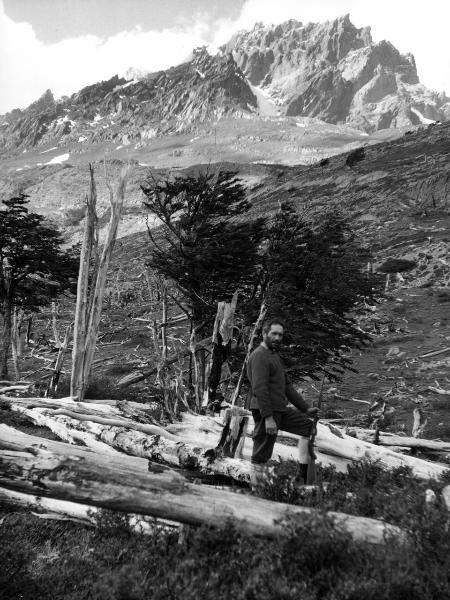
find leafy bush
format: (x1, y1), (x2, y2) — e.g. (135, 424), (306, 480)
(346, 147), (366, 168)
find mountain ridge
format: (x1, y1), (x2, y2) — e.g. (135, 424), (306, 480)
(1, 15), (448, 162)
(223, 15), (450, 131)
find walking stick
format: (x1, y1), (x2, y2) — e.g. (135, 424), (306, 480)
(306, 375), (325, 485)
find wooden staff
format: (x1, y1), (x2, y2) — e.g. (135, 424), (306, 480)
(306, 375), (326, 485)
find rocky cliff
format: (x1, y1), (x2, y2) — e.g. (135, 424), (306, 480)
(0, 48), (256, 156)
(222, 15), (450, 132)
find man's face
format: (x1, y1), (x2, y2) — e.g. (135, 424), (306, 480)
(264, 324), (284, 351)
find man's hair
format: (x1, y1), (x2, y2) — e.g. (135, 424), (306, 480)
(263, 318), (285, 334)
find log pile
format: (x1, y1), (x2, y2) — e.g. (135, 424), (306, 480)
(0, 394), (449, 543)
(0, 424), (405, 544)
(1, 395), (448, 481)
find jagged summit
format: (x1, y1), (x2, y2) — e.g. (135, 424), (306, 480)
(0, 48), (255, 155)
(0, 15), (449, 158)
(223, 15), (449, 131)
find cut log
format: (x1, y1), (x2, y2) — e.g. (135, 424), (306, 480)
(0, 425), (405, 544)
(0, 487), (179, 531)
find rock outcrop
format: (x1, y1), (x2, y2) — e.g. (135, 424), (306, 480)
(0, 48), (256, 156)
(222, 15), (449, 132)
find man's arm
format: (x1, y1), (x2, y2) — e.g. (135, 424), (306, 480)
(249, 353), (273, 418)
(285, 376), (309, 412)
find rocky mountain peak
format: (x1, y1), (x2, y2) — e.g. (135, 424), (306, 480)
(0, 50), (256, 156)
(0, 15), (448, 158)
(223, 15), (449, 131)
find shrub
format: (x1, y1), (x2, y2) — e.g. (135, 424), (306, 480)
(346, 147), (366, 168)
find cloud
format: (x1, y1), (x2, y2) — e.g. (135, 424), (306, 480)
(1, 0), (449, 114)
(0, 5), (209, 113)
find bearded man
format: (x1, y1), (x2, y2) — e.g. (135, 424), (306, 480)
(247, 318), (319, 486)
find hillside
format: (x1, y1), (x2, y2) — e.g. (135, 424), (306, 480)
(3, 120), (448, 441)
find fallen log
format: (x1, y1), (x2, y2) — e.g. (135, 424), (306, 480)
(22, 403), (350, 475)
(0, 425), (405, 544)
(9, 399), (448, 481)
(419, 347), (450, 359)
(4, 397), (447, 481)
(345, 428), (450, 453)
(428, 385), (450, 396)
(0, 487), (179, 532)
(176, 414), (449, 481)
(9, 407), (252, 483)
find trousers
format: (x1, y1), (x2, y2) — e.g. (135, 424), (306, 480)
(251, 407), (313, 464)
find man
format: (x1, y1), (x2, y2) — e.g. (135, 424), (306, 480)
(247, 318), (319, 486)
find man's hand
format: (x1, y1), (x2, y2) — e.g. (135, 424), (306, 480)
(265, 416), (278, 435)
(306, 407), (320, 418)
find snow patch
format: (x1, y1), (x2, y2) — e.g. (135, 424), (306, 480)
(78, 136), (87, 142)
(114, 79), (138, 91)
(115, 145), (123, 150)
(195, 69), (205, 79)
(296, 122), (306, 128)
(411, 107), (435, 125)
(55, 115), (75, 127)
(40, 146), (58, 153)
(45, 153), (69, 165)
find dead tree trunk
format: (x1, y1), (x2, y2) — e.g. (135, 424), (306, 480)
(205, 291), (239, 411)
(25, 315), (33, 347)
(51, 301), (62, 348)
(46, 323), (73, 397)
(230, 300), (267, 406)
(0, 256), (13, 378)
(71, 164), (129, 400)
(412, 407), (427, 438)
(71, 165), (98, 400)
(0, 424), (405, 544)
(11, 307), (24, 380)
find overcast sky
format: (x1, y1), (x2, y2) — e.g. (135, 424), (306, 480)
(1, 0), (449, 114)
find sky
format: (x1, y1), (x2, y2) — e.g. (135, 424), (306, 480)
(1, 0), (449, 114)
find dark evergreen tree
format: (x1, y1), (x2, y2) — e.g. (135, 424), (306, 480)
(257, 202), (382, 380)
(0, 195), (79, 377)
(141, 170), (266, 326)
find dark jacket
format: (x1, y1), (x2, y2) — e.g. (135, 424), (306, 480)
(247, 344), (309, 418)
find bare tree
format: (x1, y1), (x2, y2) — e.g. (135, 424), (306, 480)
(71, 164), (129, 401)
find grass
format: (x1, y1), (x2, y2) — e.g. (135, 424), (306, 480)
(1, 460), (449, 600)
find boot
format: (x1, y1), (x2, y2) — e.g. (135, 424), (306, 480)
(250, 463), (266, 489)
(298, 436), (310, 485)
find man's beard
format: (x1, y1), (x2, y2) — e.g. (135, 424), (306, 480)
(266, 339), (281, 351)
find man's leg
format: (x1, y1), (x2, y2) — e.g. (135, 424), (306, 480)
(250, 410), (278, 487)
(279, 408), (313, 483)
